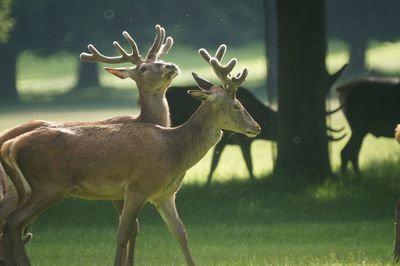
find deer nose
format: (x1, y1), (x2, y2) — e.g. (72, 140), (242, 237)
(166, 63), (178, 71)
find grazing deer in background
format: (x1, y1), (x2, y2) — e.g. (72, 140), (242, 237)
(166, 63), (347, 184)
(0, 24), (179, 265)
(337, 77), (400, 173)
(1, 44), (260, 266)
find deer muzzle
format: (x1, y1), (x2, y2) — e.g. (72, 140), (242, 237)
(245, 124), (261, 138)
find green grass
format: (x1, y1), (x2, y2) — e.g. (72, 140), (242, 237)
(2, 41), (400, 265)
(24, 168), (400, 265)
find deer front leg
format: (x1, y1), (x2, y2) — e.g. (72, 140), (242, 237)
(154, 194), (195, 266)
(112, 200), (139, 266)
(239, 141), (254, 179)
(206, 140), (227, 185)
(114, 193), (145, 266)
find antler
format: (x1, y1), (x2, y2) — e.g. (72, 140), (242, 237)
(146, 25), (174, 60)
(80, 25), (174, 65)
(198, 44), (248, 93)
(80, 31), (143, 65)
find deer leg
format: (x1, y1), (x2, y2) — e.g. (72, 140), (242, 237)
(394, 199), (400, 261)
(112, 200), (139, 266)
(4, 188), (63, 266)
(340, 130), (365, 174)
(206, 140), (226, 185)
(340, 138), (351, 174)
(348, 133), (365, 174)
(113, 193), (144, 266)
(239, 141), (254, 179)
(154, 194), (195, 266)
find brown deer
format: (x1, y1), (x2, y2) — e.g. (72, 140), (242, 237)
(1, 45), (260, 266)
(0, 24), (179, 265)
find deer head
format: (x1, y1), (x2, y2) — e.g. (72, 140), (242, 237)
(189, 45), (261, 137)
(80, 25), (179, 94)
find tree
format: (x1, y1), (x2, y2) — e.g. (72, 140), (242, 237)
(274, 0), (331, 182)
(327, 0), (400, 75)
(0, 0), (14, 43)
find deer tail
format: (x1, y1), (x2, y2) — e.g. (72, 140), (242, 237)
(1, 140), (29, 205)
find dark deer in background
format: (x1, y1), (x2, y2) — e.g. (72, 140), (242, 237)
(167, 64), (347, 184)
(167, 87), (277, 184)
(337, 77), (400, 173)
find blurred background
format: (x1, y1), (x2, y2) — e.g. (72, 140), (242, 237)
(1, 0), (400, 265)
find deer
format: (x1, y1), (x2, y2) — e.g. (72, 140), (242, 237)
(0, 24), (179, 265)
(336, 77), (400, 173)
(166, 63), (347, 184)
(0, 44), (260, 266)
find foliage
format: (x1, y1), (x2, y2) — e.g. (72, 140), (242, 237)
(0, 0), (14, 43)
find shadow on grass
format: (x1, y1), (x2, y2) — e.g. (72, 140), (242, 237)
(0, 86), (139, 114)
(31, 159), (400, 232)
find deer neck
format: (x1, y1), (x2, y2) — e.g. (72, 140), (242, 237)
(137, 90), (170, 127)
(172, 102), (223, 170)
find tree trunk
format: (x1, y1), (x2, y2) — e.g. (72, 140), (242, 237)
(348, 38), (367, 75)
(265, 0), (278, 104)
(274, 0), (331, 182)
(0, 40), (18, 102)
(75, 61), (100, 90)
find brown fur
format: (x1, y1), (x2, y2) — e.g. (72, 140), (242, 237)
(0, 25), (178, 265)
(1, 46), (260, 266)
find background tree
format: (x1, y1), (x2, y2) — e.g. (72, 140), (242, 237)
(274, 0), (331, 182)
(327, 0), (400, 76)
(0, 0), (14, 43)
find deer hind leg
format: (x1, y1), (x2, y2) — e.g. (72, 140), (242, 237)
(112, 200), (139, 266)
(4, 186), (63, 266)
(344, 131), (365, 174)
(154, 194), (195, 266)
(113, 193), (145, 266)
(239, 141), (254, 179)
(340, 130), (365, 174)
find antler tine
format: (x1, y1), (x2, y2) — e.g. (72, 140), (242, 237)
(147, 24), (164, 60)
(157, 36), (174, 58)
(214, 44), (226, 62)
(232, 68), (248, 87)
(199, 44), (247, 93)
(122, 31), (143, 64)
(80, 44), (126, 64)
(80, 31), (143, 65)
(199, 48), (212, 63)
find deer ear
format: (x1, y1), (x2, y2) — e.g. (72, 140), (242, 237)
(104, 67), (131, 79)
(192, 72), (214, 91)
(187, 90), (213, 101)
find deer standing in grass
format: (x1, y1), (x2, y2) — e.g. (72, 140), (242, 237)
(0, 25), (179, 264)
(1, 44), (260, 266)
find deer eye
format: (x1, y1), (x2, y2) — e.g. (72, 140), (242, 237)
(233, 103), (241, 110)
(139, 66), (147, 73)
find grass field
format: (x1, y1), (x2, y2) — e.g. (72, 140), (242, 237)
(1, 41), (400, 265)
